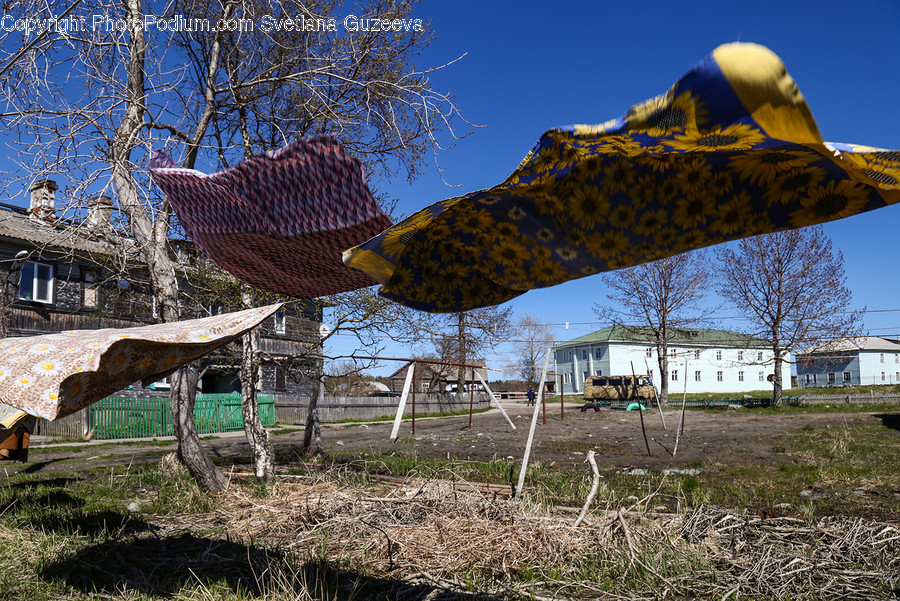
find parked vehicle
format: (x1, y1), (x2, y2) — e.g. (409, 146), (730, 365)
(581, 375), (656, 411)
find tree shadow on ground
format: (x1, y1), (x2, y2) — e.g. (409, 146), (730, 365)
(874, 414), (900, 433)
(41, 533), (503, 600)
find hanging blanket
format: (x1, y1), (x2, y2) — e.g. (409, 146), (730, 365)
(149, 136), (392, 298)
(0, 304), (280, 422)
(343, 42), (900, 312)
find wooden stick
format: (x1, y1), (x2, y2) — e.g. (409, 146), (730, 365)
(574, 450), (600, 527)
(673, 359), (688, 456)
(389, 363), (415, 441)
(476, 372), (515, 430)
(515, 348), (551, 499)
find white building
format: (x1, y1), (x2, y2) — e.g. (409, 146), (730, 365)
(795, 337), (900, 387)
(554, 325), (791, 396)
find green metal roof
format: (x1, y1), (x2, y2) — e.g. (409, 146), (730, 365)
(556, 325), (769, 349)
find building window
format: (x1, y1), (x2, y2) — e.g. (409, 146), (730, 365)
(671, 370), (678, 381)
(757, 351), (763, 361)
(896, 353), (899, 364)
(581, 349), (588, 361)
(738, 371), (744, 382)
(716, 350), (722, 361)
(421, 382), (430, 392)
(18, 261), (53, 303)
(694, 350), (700, 360)
(670, 349), (677, 359)
(843, 371), (851, 382)
(645, 347), (652, 358)
(716, 371), (723, 382)
(759, 371), (765, 382)
(694, 370), (701, 382)
(595, 369), (603, 376)
(594, 347), (602, 359)
(880, 353), (885, 363)
(563, 373), (571, 384)
(273, 309), (286, 334)
(737, 350), (744, 361)
(881, 371), (886, 382)
(274, 366), (286, 390)
(805, 374), (812, 384)
(827, 372), (835, 383)
(896, 372), (899, 382)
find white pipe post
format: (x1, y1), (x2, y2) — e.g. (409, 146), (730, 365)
(476, 371), (516, 430)
(515, 348), (552, 499)
(389, 363), (416, 441)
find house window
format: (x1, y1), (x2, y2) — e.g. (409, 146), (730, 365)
(645, 347), (652, 358)
(581, 349), (588, 361)
(759, 371), (765, 382)
(563, 373), (571, 384)
(880, 353), (885, 363)
(896, 353), (899, 364)
(757, 351), (763, 361)
(716, 350), (722, 361)
(594, 347), (602, 359)
(738, 371), (744, 382)
(582, 371), (589, 384)
(812, 374), (817, 384)
(18, 261), (53, 303)
(737, 350), (744, 361)
(843, 371), (851, 382)
(881, 371), (886, 382)
(595, 369), (603, 376)
(896, 372), (899, 382)
(827, 372), (835, 383)
(716, 371), (723, 382)
(275, 366), (286, 390)
(671, 370), (678, 381)
(670, 349), (677, 359)
(273, 309), (286, 334)
(694, 370), (701, 382)
(83, 272), (98, 309)
(421, 382), (430, 392)
(805, 374), (812, 384)
(694, 350), (700, 360)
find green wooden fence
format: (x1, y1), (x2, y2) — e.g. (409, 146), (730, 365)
(86, 393), (275, 440)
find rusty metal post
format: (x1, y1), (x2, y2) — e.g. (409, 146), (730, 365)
(559, 375), (564, 421)
(468, 367), (475, 429)
(541, 385), (546, 425)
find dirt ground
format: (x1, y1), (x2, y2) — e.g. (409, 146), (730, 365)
(8, 399), (898, 477)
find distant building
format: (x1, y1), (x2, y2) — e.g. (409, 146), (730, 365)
(795, 337), (900, 387)
(388, 359), (488, 394)
(554, 325), (791, 395)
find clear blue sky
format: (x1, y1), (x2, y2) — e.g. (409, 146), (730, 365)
(328, 0), (900, 376)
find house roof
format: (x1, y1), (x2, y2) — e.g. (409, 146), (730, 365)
(797, 336), (900, 356)
(0, 202), (126, 257)
(556, 325), (769, 349)
(388, 358), (487, 380)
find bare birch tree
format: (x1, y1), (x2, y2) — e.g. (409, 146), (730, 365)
(716, 226), (863, 405)
(597, 251), (712, 404)
(0, 0), (463, 488)
(512, 314), (556, 388)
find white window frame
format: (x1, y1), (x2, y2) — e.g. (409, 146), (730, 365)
(671, 370), (678, 381)
(738, 371), (744, 382)
(843, 371), (851, 382)
(737, 350), (744, 361)
(827, 372), (835, 383)
(273, 309), (286, 334)
(880, 353), (885, 363)
(716, 371), (723, 382)
(694, 370), (701, 382)
(645, 347), (652, 358)
(594, 347), (602, 359)
(18, 260), (54, 304)
(759, 371), (765, 382)
(757, 351), (763, 362)
(716, 350), (722, 361)
(694, 350), (700, 360)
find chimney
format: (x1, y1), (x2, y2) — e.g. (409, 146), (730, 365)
(87, 195), (113, 237)
(28, 179), (58, 221)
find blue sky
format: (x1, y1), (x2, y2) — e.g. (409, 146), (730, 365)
(327, 0), (900, 376)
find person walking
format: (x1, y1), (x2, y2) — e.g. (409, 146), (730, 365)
(526, 387), (536, 406)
